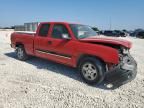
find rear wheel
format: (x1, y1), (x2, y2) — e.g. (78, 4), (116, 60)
(78, 57), (106, 85)
(16, 45), (28, 61)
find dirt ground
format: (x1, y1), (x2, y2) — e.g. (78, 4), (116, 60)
(0, 30), (144, 108)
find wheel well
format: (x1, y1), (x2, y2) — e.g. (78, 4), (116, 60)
(15, 42), (24, 47)
(77, 54), (106, 68)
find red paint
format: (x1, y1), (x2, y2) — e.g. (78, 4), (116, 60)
(11, 22), (132, 67)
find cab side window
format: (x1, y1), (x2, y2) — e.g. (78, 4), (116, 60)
(38, 24), (50, 37)
(52, 24), (70, 39)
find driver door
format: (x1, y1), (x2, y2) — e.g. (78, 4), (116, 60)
(47, 24), (74, 65)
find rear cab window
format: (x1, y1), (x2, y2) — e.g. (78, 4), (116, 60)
(38, 24), (50, 37)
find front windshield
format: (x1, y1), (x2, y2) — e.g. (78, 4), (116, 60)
(70, 24), (97, 39)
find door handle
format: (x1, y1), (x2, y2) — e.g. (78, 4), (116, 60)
(48, 41), (52, 45)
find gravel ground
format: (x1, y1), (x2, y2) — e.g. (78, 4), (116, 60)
(0, 31), (144, 108)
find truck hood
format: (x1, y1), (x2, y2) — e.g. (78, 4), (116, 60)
(79, 36), (132, 49)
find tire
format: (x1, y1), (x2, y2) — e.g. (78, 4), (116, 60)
(78, 57), (106, 85)
(16, 45), (28, 61)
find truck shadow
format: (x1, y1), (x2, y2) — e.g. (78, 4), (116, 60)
(5, 52), (119, 90)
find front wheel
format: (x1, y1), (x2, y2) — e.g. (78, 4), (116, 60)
(78, 57), (106, 85)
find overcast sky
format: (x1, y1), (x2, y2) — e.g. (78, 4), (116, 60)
(0, 0), (144, 30)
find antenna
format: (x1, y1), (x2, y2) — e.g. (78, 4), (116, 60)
(109, 17), (112, 30)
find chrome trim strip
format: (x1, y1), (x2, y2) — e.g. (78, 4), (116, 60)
(36, 50), (71, 59)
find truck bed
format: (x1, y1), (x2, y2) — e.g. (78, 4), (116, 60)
(15, 31), (36, 35)
(11, 31), (35, 55)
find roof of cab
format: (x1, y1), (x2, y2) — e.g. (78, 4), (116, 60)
(39, 22), (80, 25)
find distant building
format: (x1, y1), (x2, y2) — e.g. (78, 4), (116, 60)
(24, 22), (39, 32)
(14, 25), (25, 31)
(15, 22), (39, 32)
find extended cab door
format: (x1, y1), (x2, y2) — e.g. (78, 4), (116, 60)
(34, 23), (53, 59)
(34, 23), (75, 66)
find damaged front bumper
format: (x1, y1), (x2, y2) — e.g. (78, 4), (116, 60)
(104, 54), (137, 89)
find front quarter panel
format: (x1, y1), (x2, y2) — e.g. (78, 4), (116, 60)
(74, 41), (119, 65)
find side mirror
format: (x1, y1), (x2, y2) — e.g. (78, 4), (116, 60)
(62, 34), (71, 40)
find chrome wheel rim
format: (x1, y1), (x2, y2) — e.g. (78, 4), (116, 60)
(17, 48), (24, 59)
(82, 62), (98, 80)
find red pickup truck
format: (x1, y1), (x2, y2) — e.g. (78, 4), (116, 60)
(11, 22), (137, 88)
